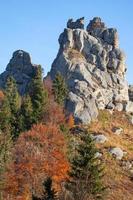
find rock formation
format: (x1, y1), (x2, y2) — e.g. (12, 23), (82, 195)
(129, 85), (133, 101)
(49, 17), (129, 124)
(0, 50), (38, 95)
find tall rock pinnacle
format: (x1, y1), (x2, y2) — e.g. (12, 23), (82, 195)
(49, 17), (129, 124)
(0, 50), (39, 95)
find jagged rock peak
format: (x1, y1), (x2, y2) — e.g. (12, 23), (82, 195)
(7, 50), (33, 72)
(0, 50), (39, 95)
(49, 17), (129, 124)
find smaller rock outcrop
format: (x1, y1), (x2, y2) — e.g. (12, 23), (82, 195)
(0, 50), (39, 95)
(87, 17), (119, 48)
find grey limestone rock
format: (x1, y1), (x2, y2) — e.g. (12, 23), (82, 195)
(67, 17), (84, 29)
(0, 50), (38, 95)
(48, 17), (129, 124)
(30, 15), (132, 125)
(109, 147), (124, 160)
(125, 101), (133, 114)
(92, 134), (108, 144)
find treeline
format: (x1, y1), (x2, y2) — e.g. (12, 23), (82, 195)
(0, 67), (105, 200)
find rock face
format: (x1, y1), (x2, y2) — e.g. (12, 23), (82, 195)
(129, 85), (133, 101)
(0, 50), (38, 95)
(49, 17), (129, 124)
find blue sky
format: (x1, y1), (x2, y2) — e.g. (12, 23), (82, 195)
(0, 0), (133, 83)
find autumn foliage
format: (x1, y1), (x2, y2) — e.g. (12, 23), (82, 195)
(67, 114), (75, 128)
(3, 123), (70, 200)
(0, 90), (4, 101)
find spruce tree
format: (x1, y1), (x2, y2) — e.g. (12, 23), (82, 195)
(0, 77), (21, 139)
(32, 177), (57, 200)
(0, 131), (12, 200)
(4, 76), (21, 139)
(20, 95), (33, 131)
(43, 177), (57, 200)
(52, 72), (68, 106)
(29, 65), (48, 123)
(67, 130), (105, 200)
(5, 76), (21, 115)
(0, 96), (11, 132)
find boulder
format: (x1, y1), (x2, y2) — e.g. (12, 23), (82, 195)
(92, 134), (108, 143)
(95, 152), (103, 158)
(112, 127), (123, 135)
(109, 147), (124, 160)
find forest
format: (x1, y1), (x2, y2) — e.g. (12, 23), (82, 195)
(0, 67), (105, 200)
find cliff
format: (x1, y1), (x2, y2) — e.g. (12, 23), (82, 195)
(49, 17), (130, 124)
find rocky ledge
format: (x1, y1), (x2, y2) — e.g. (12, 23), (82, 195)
(48, 17), (130, 124)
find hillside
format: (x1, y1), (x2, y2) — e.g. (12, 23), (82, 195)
(0, 17), (133, 200)
(88, 110), (133, 200)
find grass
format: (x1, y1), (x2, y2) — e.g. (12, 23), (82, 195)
(87, 110), (133, 199)
(66, 48), (86, 62)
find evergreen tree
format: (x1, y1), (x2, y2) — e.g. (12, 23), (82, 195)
(32, 178), (57, 200)
(29, 66), (48, 123)
(0, 96), (11, 132)
(0, 77), (21, 139)
(52, 72), (68, 106)
(0, 131), (12, 200)
(4, 77), (21, 139)
(5, 76), (21, 115)
(43, 177), (57, 200)
(20, 95), (33, 131)
(67, 130), (105, 200)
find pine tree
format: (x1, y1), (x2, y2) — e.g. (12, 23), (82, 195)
(5, 76), (21, 115)
(20, 95), (33, 131)
(67, 130), (105, 200)
(29, 66), (48, 123)
(52, 72), (68, 106)
(0, 96), (11, 132)
(0, 131), (12, 200)
(4, 76), (21, 139)
(43, 177), (57, 200)
(32, 178), (57, 200)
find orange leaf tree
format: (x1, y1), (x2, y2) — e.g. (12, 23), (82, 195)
(4, 123), (70, 200)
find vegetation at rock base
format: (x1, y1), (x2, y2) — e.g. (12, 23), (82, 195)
(0, 57), (133, 200)
(66, 130), (105, 200)
(52, 72), (68, 106)
(28, 65), (48, 123)
(0, 76), (21, 139)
